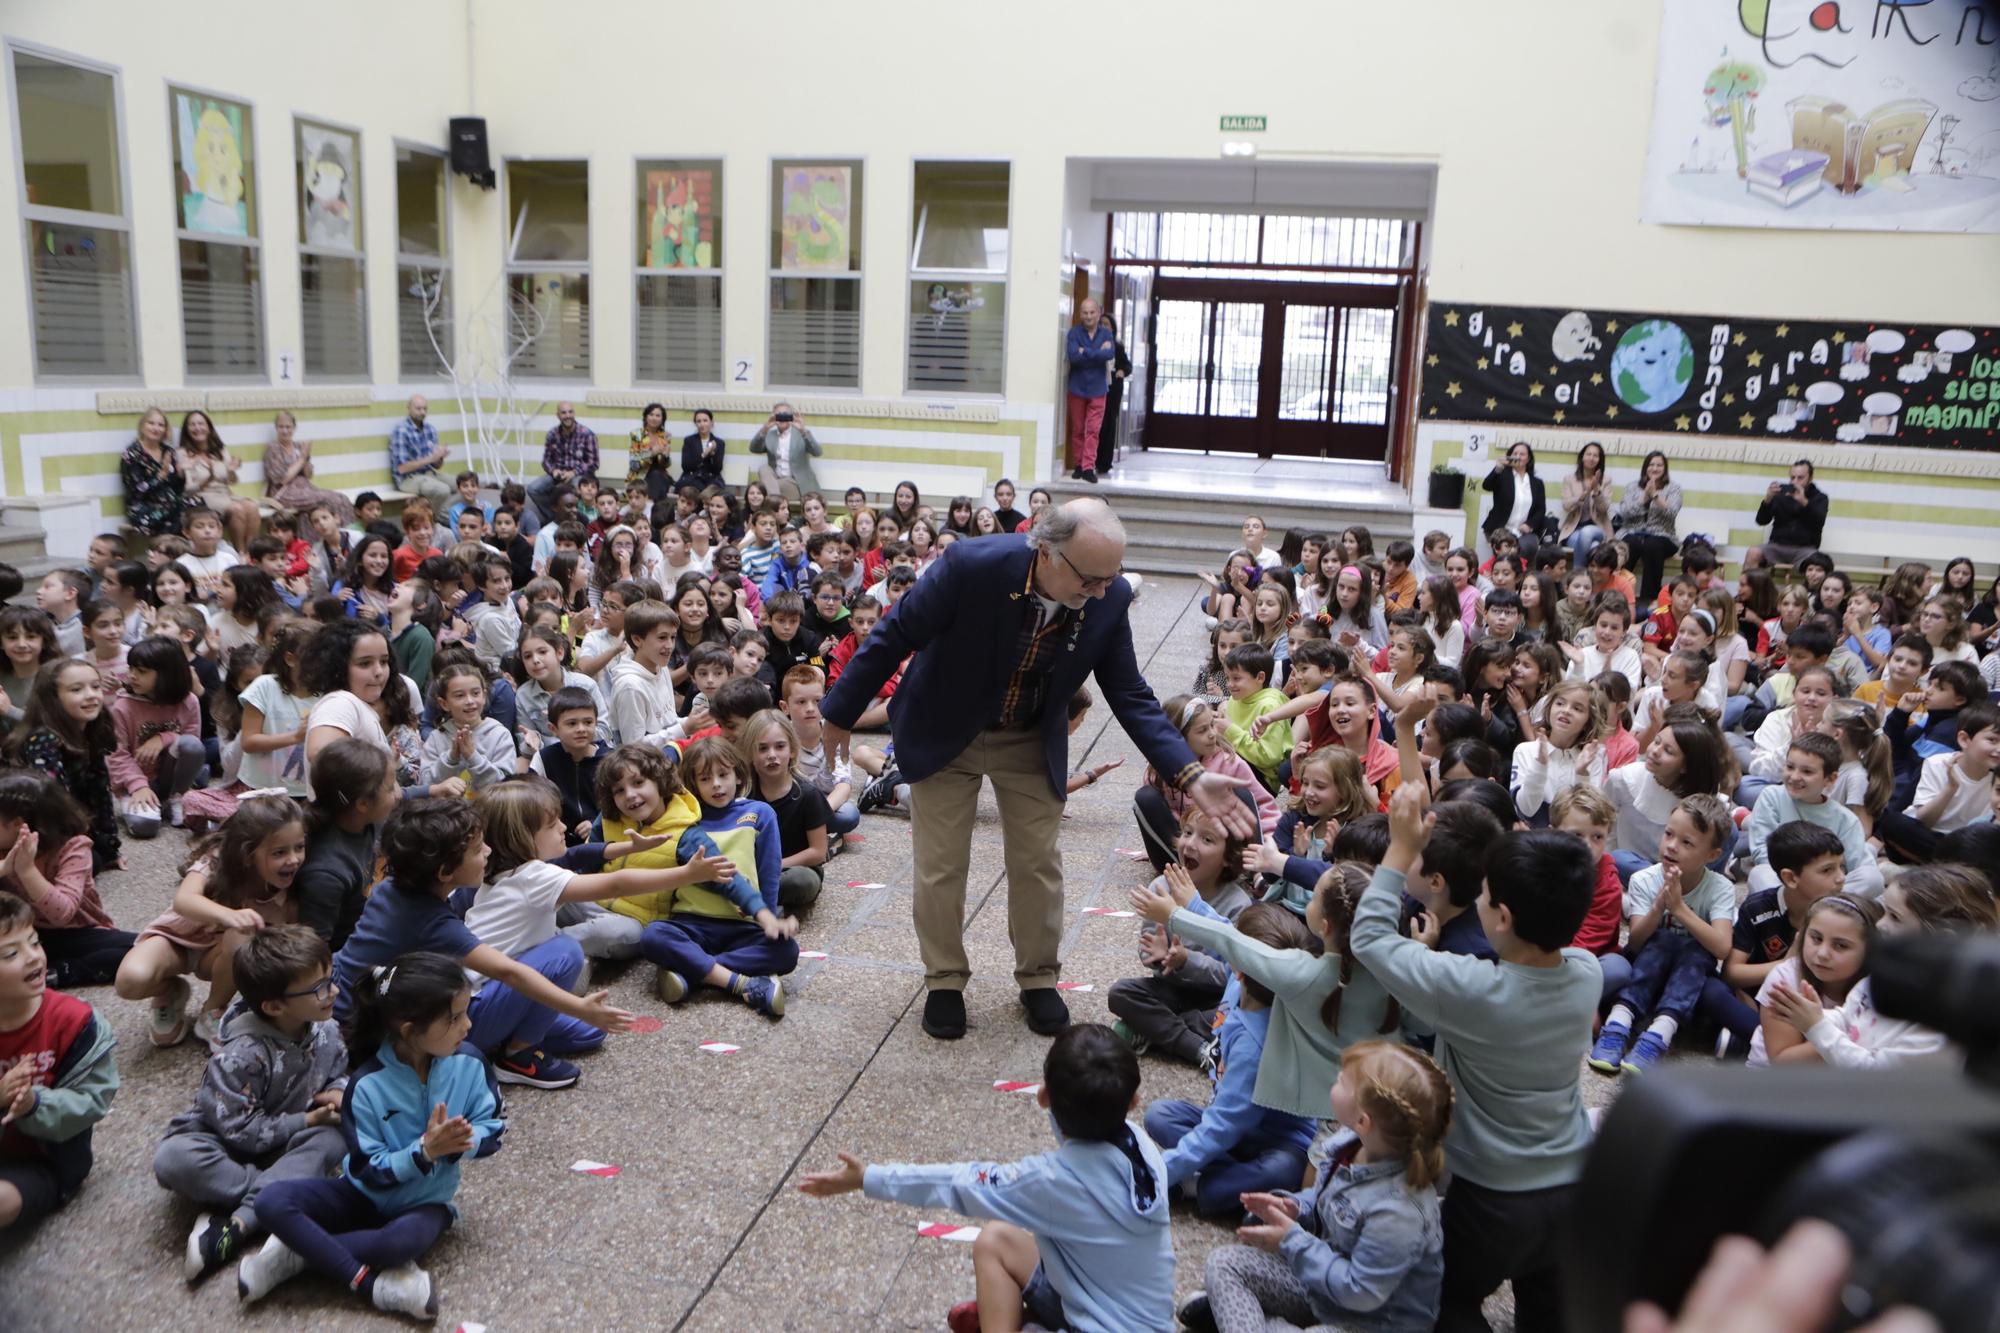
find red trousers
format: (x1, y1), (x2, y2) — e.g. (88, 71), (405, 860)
(1066, 393), (1106, 471)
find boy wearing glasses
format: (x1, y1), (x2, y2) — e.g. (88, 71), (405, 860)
(153, 925), (349, 1283)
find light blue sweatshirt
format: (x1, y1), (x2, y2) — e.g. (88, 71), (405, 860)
(1744, 787), (1884, 898)
(1349, 866), (1599, 1191)
(342, 1040), (506, 1217)
(862, 1122), (1173, 1333)
(1161, 1004), (1315, 1186)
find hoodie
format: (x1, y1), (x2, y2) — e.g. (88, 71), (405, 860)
(604, 654), (684, 748)
(160, 1007), (347, 1159)
(342, 1039), (505, 1217)
(0, 989), (119, 1199)
(862, 1122), (1173, 1333)
(1223, 686), (1293, 783)
(535, 738), (610, 841)
(601, 791), (704, 925)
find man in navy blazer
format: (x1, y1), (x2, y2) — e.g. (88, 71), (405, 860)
(822, 499), (1255, 1040)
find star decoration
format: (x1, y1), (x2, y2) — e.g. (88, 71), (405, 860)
(1485, 397), (1498, 411)
(1549, 365), (1560, 375)
(1428, 406), (1438, 415)
(1426, 354), (1439, 367)
(1739, 412), (1756, 429)
(1527, 382), (1546, 397)
(1553, 409), (1567, 423)
(1721, 392), (1735, 405)
(1605, 320), (1620, 333)
(1590, 372), (1605, 386)
(1442, 310), (1460, 327)
(1476, 357), (1490, 370)
(1507, 321), (1525, 338)
(1732, 332), (1746, 346)
(1786, 383), (1801, 397)
(1674, 415), (1692, 430)
(1776, 323), (1790, 337)
(1444, 381), (1463, 398)
(1831, 330), (1847, 344)
(1605, 406), (1620, 418)
(1745, 351), (1764, 368)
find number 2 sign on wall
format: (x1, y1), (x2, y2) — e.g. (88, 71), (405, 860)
(732, 358), (753, 385)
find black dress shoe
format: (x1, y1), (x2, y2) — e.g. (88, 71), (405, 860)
(1080, 468), (1098, 484)
(922, 988), (967, 1040)
(1020, 988), (1071, 1035)
(1069, 467), (1084, 480)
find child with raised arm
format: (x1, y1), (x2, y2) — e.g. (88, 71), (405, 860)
(1349, 779), (1601, 1333)
(154, 925), (347, 1283)
(1194, 1040), (1451, 1333)
(798, 1023), (1173, 1333)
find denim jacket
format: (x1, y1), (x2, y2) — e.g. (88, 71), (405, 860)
(1275, 1130), (1443, 1333)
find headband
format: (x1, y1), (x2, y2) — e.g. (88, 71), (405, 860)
(1342, 565), (1363, 581)
(373, 963), (397, 996)
(1177, 698), (1208, 730)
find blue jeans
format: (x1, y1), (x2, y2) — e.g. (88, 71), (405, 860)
(1615, 930), (1716, 1027)
(641, 914), (799, 987)
(1143, 1097), (1309, 1218)
(1567, 524), (1606, 567)
(1722, 694), (1751, 731)
(827, 800), (861, 836)
(526, 473), (562, 524)
(1598, 953), (1757, 1041)
(467, 935), (600, 1056)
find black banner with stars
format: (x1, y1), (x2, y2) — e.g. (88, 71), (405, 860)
(1420, 303), (2000, 450)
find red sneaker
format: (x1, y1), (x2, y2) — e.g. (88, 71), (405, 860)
(946, 1300), (981, 1333)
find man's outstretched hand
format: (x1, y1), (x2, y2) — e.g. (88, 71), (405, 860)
(1186, 771), (1257, 839)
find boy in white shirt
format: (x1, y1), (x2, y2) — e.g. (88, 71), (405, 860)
(462, 558), (522, 676)
(603, 599), (684, 748)
(1878, 701), (2000, 863)
(1562, 598), (1642, 691)
(178, 509), (241, 603)
(780, 664), (858, 838)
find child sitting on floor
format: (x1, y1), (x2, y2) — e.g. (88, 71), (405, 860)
(798, 1023), (1173, 1333)
(0, 770), (133, 989)
(154, 925), (348, 1283)
(0, 890), (120, 1235)
(1744, 732), (1884, 898)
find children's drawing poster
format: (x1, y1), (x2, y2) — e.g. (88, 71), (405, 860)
(299, 124), (357, 251)
(643, 169), (714, 269)
(1420, 302), (2000, 450)
(780, 166), (851, 271)
(1642, 1), (2000, 233)
(175, 92), (252, 238)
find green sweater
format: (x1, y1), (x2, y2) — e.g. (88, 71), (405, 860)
(1223, 687), (1292, 781)
(1349, 866), (1599, 1191)
(1169, 906), (1392, 1120)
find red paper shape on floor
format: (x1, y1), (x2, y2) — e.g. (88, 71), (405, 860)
(918, 1222), (983, 1242)
(846, 880), (886, 889)
(1054, 982), (1095, 993)
(627, 1016), (664, 1034)
(569, 1160), (621, 1177)
(992, 1080), (1042, 1095)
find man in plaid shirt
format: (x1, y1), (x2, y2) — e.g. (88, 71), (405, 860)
(528, 401), (599, 522)
(388, 393), (453, 507)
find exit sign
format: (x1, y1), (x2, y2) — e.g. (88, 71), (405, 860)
(1219, 115), (1267, 132)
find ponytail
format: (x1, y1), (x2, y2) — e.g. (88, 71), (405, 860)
(1313, 863), (1401, 1037)
(343, 951), (467, 1074)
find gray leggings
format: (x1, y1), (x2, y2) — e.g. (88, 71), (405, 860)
(123, 734), (209, 838)
(1205, 1244), (1361, 1333)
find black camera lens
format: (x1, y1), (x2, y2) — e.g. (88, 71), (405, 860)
(1760, 1129), (2000, 1332)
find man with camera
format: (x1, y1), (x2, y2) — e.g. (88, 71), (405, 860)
(1747, 460), (1828, 571)
(750, 402), (823, 502)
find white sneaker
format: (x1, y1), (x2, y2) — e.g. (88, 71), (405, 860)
(166, 796), (185, 828)
(193, 1008), (226, 1051)
(370, 1262), (438, 1321)
(149, 976), (192, 1048)
(236, 1234), (307, 1303)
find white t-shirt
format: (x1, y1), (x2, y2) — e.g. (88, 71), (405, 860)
(306, 690), (390, 791)
(238, 675), (316, 796)
(1246, 546), (1281, 570)
(1828, 760), (1868, 810)
(1506, 481), (1532, 533)
(1747, 958), (1809, 1068)
(1711, 634), (1751, 696)
(1913, 753), (1995, 833)
(464, 861), (572, 973)
(181, 546), (241, 585)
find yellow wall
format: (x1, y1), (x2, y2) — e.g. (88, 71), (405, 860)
(0, 0), (1992, 534)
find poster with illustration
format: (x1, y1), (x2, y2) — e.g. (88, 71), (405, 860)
(780, 166), (851, 270)
(1421, 301), (1999, 450)
(299, 124), (356, 250)
(642, 169), (714, 268)
(175, 92), (251, 237)
(1642, 1), (2000, 232)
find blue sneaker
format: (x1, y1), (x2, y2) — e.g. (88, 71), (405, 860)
(494, 1047), (580, 1089)
(1622, 1030), (1670, 1074)
(741, 975), (786, 1019)
(1587, 1022), (1630, 1075)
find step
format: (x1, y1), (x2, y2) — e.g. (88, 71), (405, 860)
(0, 525), (49, 567)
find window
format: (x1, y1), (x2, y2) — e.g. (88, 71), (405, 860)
(296, 118), (366, 380)
(634, 159), (721, 384)
(169, 85), (264, 377)
(506, 159), (589, 379)
(907, 161), (1008, 395)
(9, 47), (138, 377)
(395, 144), (451, 377)
(769, 159), (862, 389)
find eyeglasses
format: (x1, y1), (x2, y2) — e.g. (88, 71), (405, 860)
(1054, 548), (1123, 593)
(283, 977), (338, 1003)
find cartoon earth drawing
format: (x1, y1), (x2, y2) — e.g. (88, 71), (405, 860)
(1609, 320), (1696, 413)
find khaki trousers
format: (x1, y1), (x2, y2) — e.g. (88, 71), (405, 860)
(908, 726), (1065, 991)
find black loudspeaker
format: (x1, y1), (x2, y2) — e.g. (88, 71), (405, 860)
(449, 117), (495, 189)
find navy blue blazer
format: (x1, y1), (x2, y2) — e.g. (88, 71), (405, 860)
(821, 534), (1196, 797)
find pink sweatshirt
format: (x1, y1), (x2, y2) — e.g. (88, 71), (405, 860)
(107, 690), (202, 795)
(1158, 749), (1281, 836)
(2, 834), (112, 930)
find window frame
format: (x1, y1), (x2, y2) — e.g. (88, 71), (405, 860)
(904, 157), (1012, 399)
(294, 111), (368, 383)
(502, 155), (592, 382)
(766, 154), (866, 394)
(166, 77), (267, 384)
(5, 38), (143, 384)
(631, 153), (725, 389)
(393, 137), (452, 380)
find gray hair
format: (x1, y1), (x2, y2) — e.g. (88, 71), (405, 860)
(1026, 497), (1126, 553)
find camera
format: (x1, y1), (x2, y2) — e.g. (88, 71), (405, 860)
(1566, 932), (2000, 1332)
(774, 411), (794, 423)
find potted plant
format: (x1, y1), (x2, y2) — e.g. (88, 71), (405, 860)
(1427, 462), (1465, 510)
